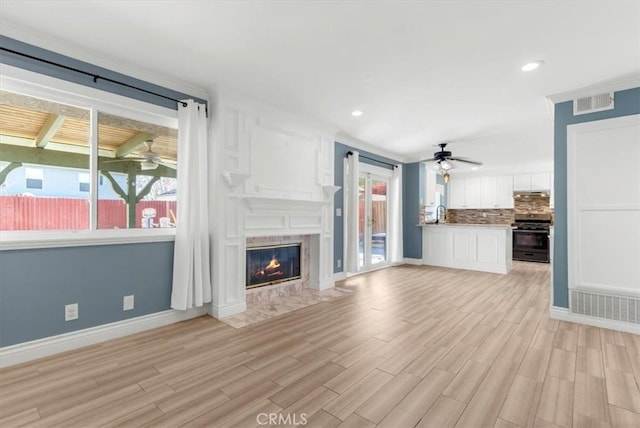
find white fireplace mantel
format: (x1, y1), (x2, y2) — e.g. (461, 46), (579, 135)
(209, 93), (337, 319)
(241, 195), (327, 214)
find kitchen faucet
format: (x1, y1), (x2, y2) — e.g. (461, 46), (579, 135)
(435, 205), (447, 224)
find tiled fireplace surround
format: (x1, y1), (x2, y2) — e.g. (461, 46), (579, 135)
(245, 235), (311, 303)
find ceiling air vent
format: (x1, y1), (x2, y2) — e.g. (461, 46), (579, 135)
(573, 92), (614, 115)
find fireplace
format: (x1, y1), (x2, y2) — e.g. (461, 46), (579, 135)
(246, 243), (302, 289)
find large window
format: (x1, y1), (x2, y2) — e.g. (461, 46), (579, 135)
(0, 84), (178, 235)
(97, 112), (177, 229)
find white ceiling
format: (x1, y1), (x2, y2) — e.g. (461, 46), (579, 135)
(1, 1), (639, 169)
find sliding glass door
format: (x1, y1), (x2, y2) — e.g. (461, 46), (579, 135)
(358, 171), (389, 271)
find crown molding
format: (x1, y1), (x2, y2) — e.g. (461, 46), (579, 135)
(0, 19), (210, 101)
(546, 73), (640, 105)
(335, 132), (408, 163)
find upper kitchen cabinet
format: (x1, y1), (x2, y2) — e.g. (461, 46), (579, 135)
(425, 169), (438, 206)
(513, 173), (551, 191)
(531, 173), (551, 191)
(449, 179), (466, 208)
(482, 176), (514, 208)
(449, 177), (482, 209)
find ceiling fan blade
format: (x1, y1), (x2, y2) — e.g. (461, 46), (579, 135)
(419, 157), (439, 163)
(448, 157), (483, 166)
(157, 160), (177, 169)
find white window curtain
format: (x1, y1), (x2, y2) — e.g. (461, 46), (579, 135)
(344, 151), (360, 273)
(388, 164), (403, 264)
(171, 100), (212, 310)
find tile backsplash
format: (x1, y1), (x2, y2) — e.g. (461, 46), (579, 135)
(514, 195), (552, 215)
(443, 195), (553, 225)
(446, 209), (515, 224)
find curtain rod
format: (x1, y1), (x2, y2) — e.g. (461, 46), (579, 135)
(1, 46), (189, 108)
(346, 151), (398, 169)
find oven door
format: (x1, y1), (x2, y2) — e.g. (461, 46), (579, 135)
(513, 229), (550, 262)
(513, 230), (549, 252)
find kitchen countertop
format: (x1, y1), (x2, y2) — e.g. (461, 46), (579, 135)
(419, 223), (514, 229)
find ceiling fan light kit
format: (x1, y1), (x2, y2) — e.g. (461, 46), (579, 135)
(420, 143), (483, 182)
(141, 160), (159, 170)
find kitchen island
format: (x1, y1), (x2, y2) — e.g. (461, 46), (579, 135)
(420, 223), (513, 274)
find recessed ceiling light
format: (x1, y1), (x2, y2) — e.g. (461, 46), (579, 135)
(521, 61), (544, 72)
(471, 166), (479, 171)
(351, 110), (363, 117)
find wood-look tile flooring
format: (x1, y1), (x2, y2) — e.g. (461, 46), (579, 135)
(2, 262), (640, 428)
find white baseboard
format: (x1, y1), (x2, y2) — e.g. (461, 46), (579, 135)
(211, 300), (247, 318)
(402, 258), (423, 265)
(313, 279), (335, 291)
(0, 307), (209, 368)
(549, 306), (640, 335)
(333, 272), (347, 281)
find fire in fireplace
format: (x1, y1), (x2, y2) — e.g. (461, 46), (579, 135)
(246, 243), (302, 289)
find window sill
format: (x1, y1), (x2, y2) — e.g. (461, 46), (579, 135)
(0, 228), (176, 251)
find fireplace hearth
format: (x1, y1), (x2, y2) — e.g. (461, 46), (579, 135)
(246, 243), (302, 289)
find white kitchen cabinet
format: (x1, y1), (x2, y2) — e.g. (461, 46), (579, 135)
(481, 177), (497, 208)
(449, 179), (466, 208)
(513, 174), (532, 191)
(530, 173), (551, 191)
(514, 173), (551, 191)
(425, 169), (437, 206)
(481, 176), (514, 208)
(449, 178), (482, 208)
(464, 177), (482, 208)
(422, 224), (513, 274)
(550, 173), (554, 208)
(496, 176), (514, 208)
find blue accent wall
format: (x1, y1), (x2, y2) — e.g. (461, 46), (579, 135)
(0, 35), (207, 109)
(553, 87), (640, 308)
(0, 242), (174, 346)
(403, 163), (424, 259)
(333, 142), (399, 273)
(0, 36), (202, 347)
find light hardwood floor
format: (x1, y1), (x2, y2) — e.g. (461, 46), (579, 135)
(1, 262), (639, 428)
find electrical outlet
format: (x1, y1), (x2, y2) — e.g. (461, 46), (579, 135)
(336, 208), (342, 217)
(65, 303), (78, 321)
(483, 212), (487, 218)
(337, 259), (341, 268)
(123, 295), (134, 311)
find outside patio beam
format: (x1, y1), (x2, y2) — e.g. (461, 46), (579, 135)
(35, 114), (66, 148)
(0, 143), (176, 178)
(0, 161), (22, 186)
(115, 132), (155, 158)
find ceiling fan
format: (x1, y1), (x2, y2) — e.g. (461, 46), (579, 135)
(420, 143), (483, 171)
(105, 140), (177, 170)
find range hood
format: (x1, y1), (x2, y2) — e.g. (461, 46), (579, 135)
(513, 191), (550, 198)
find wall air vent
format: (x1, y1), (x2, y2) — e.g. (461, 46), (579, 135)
(570, 289), (639, 325)
(573, 92), (614, 115)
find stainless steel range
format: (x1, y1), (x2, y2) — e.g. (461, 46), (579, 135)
(512, 213), (551, 263)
